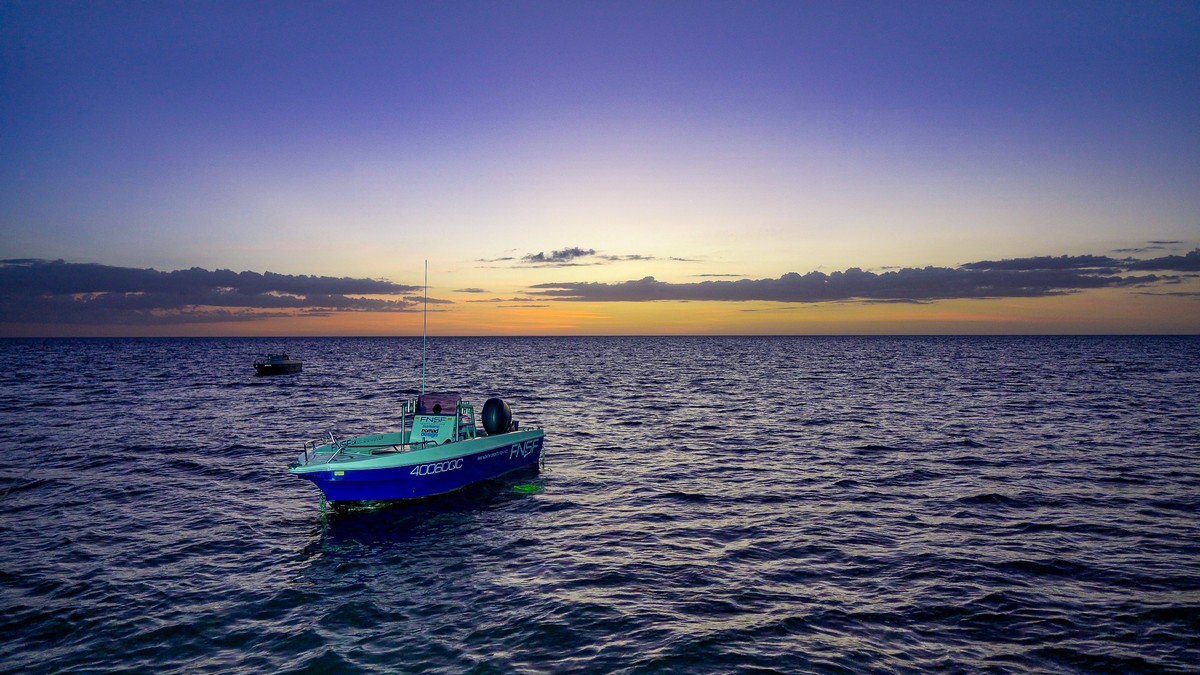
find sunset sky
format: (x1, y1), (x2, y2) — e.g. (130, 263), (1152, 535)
(2, 1), (1198, 336)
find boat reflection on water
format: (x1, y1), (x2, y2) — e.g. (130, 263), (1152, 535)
(308, 467), (544, 553)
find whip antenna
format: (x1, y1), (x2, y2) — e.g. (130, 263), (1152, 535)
(421, 260), (427, 396)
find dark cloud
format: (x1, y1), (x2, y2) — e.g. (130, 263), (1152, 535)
(961, 254), (1122, 272)
(403, 295), (454, 305)
(1123, 249), (1200, 272)
(465, 297), (538, 303)
(0, 259), (423, 325)
(963, 249), (1200, 273)
(455, 287), (488, 293)
(522, 247), (596, 264)
(597, 254), (698, 263)
(528, 252), (1187, 303)
(479, 246), (695, 267)
(1115, 241), (1186, 255)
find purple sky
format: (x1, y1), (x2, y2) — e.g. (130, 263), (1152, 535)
(2, 1), (1198, 334)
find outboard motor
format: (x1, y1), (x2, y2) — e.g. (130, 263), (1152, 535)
(482, 398), (513, 435)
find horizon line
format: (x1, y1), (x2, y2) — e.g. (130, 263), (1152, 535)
(2, 333), (1197, 339)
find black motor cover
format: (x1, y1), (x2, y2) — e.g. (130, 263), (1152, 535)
(482, 398), (513, 435)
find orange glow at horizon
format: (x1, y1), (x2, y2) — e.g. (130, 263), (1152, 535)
(3, 285), (1196, 338)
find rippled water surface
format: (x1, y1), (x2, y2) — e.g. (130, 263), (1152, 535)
(1, 336), (1198, 673)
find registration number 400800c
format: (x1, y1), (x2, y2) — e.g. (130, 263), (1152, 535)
(409, 458), (463, 476)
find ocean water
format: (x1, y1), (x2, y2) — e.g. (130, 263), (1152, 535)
(1, 335), (1198, 674)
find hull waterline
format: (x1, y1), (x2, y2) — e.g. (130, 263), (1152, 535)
(255, 363), (301, 375)
(290, 429), (544, 502)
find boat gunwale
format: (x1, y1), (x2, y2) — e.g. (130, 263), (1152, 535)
(289, 428), (544, 474)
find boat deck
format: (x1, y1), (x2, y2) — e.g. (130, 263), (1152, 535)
(294, 395), (482, 468)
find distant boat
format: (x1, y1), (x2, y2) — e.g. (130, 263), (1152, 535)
(254, 353), (302, 375)
(288, 393), (544, 503)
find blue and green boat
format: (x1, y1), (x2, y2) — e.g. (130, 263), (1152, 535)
(289, 392), (544, 503)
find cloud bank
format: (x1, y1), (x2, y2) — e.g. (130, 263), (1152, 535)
(3, 249), (1195, 328)
(529, 251), (1198, 303)
(0, 259), (421, 325)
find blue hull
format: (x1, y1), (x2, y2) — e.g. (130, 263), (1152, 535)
(292, 433), (544, 502)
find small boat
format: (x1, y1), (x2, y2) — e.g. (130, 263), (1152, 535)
(255, 353), (302, 375)
(288, 393), (545, 503)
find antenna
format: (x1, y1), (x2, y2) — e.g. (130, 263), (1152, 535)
(421, 259), (427, 396)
